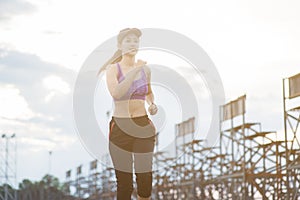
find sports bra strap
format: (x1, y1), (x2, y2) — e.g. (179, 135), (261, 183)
(116, 62), (123, 80)
(116, 62), (146, 82)
(113, 62), (148, 101)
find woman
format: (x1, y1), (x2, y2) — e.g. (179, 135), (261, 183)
(98, 28), (158, 200)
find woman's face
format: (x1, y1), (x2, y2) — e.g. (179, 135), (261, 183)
(119, 33), (140, 56)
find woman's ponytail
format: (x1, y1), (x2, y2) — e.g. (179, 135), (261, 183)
(97, 49), (122, 76)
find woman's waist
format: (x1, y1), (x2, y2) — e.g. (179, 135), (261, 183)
(112, 110), (147, 118)
(111, 114), (152, 131)
(114, 100), (145, 110)
(113, 99), (147, 118)
(112, 114), (148, 120)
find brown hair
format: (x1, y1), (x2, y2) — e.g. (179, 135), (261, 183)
(97, 28), (142, 76)
(96, 49), (122, 76)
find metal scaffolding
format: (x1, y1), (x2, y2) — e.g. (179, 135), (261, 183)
(283, 72), (300, 199)
(218, 95), (287, 199)
(62, 72), (300, 200)
(0, 133), (17, 200)
(65, 154), (116, 200)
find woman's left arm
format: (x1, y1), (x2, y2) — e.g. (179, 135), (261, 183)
(145, 65), (154, 105)
(145, 66), (158, 115)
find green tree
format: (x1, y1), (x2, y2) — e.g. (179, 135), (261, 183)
(17, 174), (73, 200)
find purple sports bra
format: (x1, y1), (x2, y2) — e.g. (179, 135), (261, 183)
(113, 62), (148, 101)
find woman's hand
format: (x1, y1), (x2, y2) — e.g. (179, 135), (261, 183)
(135, 59), (147, 68)
(148, 103), (158, 115)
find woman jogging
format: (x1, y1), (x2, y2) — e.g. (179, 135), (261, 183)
(97, 28), (158, 200)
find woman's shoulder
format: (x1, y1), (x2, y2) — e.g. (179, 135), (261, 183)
(106, 63), (118, 73)
(106, 63), (119, 78)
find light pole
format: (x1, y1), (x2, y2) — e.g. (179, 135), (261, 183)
(48, 151), (52, 175)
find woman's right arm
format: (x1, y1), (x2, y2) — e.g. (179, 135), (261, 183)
(106, 64), (143, 99)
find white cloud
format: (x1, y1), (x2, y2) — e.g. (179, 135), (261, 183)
(19, 137), (56, 152)
(19, 132), (77, 152)
(43, 75), (70, 93)
(1, 114), (77, 153)
(0, 84), (35, 120)
(0, 0), (36, 22)
(44, 91), (56, 103)
(43, 75), (71, 102)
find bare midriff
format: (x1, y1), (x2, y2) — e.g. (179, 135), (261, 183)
(113, 99), (147, 118)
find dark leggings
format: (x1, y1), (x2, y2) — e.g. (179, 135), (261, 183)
(109, 115), (156, 200)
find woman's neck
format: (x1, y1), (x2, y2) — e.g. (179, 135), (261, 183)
(120, 55), (135, 68)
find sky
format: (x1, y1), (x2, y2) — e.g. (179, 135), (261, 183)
(0, 0), (300, 188)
